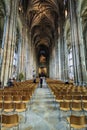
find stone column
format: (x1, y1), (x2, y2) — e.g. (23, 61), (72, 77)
(21, 37), (25, 73)
(24, 29), (28, 80)
(59, 21), (65, 81)
(3, 0), (18, 86)
(18, 32), (25, 76)
(28, 33), (33, 79)
(0, 16), (7, 80)
(51, 46), (55, 79)
(17, 36), (22, 76)
(77, 11), (87, 85)
(49, 47), (52, 78)
(32, 45), (37, 76)
(1, 0), (11, 85)
(63, 38), (69, 82)
(53, 42), (57, 79)
(25, 35), (30, 80)
(9, 0), (18, 79)
(22, 28), (29, 80)
(52, 43), (57, 79)
(69, 0), (87, 85)
(55, 40), (59, 79)
(9, 44), (15, 78)
(57, 37), (61, 80)
(49, 43), (57, 79)
(30, 43), (35, 79)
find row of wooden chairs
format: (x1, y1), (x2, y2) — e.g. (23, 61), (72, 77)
(56, 93), (87, 129)
(58, 100), (87, 129)
(0, 81), (38, 107)
(56, 95), (87, 103)
(0, 102), (27, 115)
(0, 95), (30, 104)
(49, 82), (87, 89)
(49, 84), (87, 96)
(1, 83), (37, 92)
(48, 81), (87, 129)
(53, 90), (87, 96)
(59, 101), (87, 113)
(0, 80), (38, 129)
(0, 102), (27, 123)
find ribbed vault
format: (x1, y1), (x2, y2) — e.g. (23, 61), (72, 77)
(27, 0), (59, 48)
(18, 0), (65, 76)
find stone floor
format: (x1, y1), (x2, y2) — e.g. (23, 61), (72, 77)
(19, 84), (69, 130)
(2, 83), (87, 130)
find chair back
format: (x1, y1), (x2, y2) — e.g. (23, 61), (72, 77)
(1, 114), (19, 127)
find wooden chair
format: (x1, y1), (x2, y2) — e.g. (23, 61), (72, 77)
(3, 102), (15, 113)
(67, 115), (87, 129)
(72, 95), (81, 102)
(13, 95), (22, 103)
(60, 101), (71, 111)
(4, 95), (13, 103)
(82, 96), (87, 103)
(3, 91), (12, 95)
(64, 95), (72, 102)
(22, 95), (30, 104)
(0, 96), (3, 103)
(59, 101), (71, 118)
(15, 103), (27, 122)
(0, 102), (3, 113)
(15, 103), (27, 112)
(0, 91), (3, 95)
(82, 102), (87, 112)
(0, 114), (19, 129)
(22, 95), (31, 109)
(71, 102), (82, 114)
(56, 95), (64, 103)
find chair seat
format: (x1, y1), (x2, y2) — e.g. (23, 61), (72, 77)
(71, 124), (86, 129)
(15, 109), (26, 112)
(3, 103), (14, 113)
(2, 123), (19, 128)
(71, 102), (82, 111)
(56, 96), (64, 102)
(60, 107), (70, 111)
(72, 107), (82, 111)
(4, 109), (14, 112)
(15, 103), (27, 113)
(60, 102), (71, 111)
(22, 96), (30, 103)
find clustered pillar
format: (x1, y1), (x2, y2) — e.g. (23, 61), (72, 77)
(1, 0), (18, 86)
(69, 0), (87, 85)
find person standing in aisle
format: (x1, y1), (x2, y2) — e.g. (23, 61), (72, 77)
(40, 77), (43, 88)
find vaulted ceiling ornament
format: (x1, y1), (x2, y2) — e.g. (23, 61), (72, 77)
(27, 0), (59, 47)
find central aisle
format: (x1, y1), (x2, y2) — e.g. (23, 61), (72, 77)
(21, 84), (68, 130)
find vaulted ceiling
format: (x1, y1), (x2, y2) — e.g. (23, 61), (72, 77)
(27, 0), (64, 47)
(18, 0), (66, 61)
(0, 0), (66, 57)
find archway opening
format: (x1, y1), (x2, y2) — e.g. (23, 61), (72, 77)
(36, 45), (49, 77)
